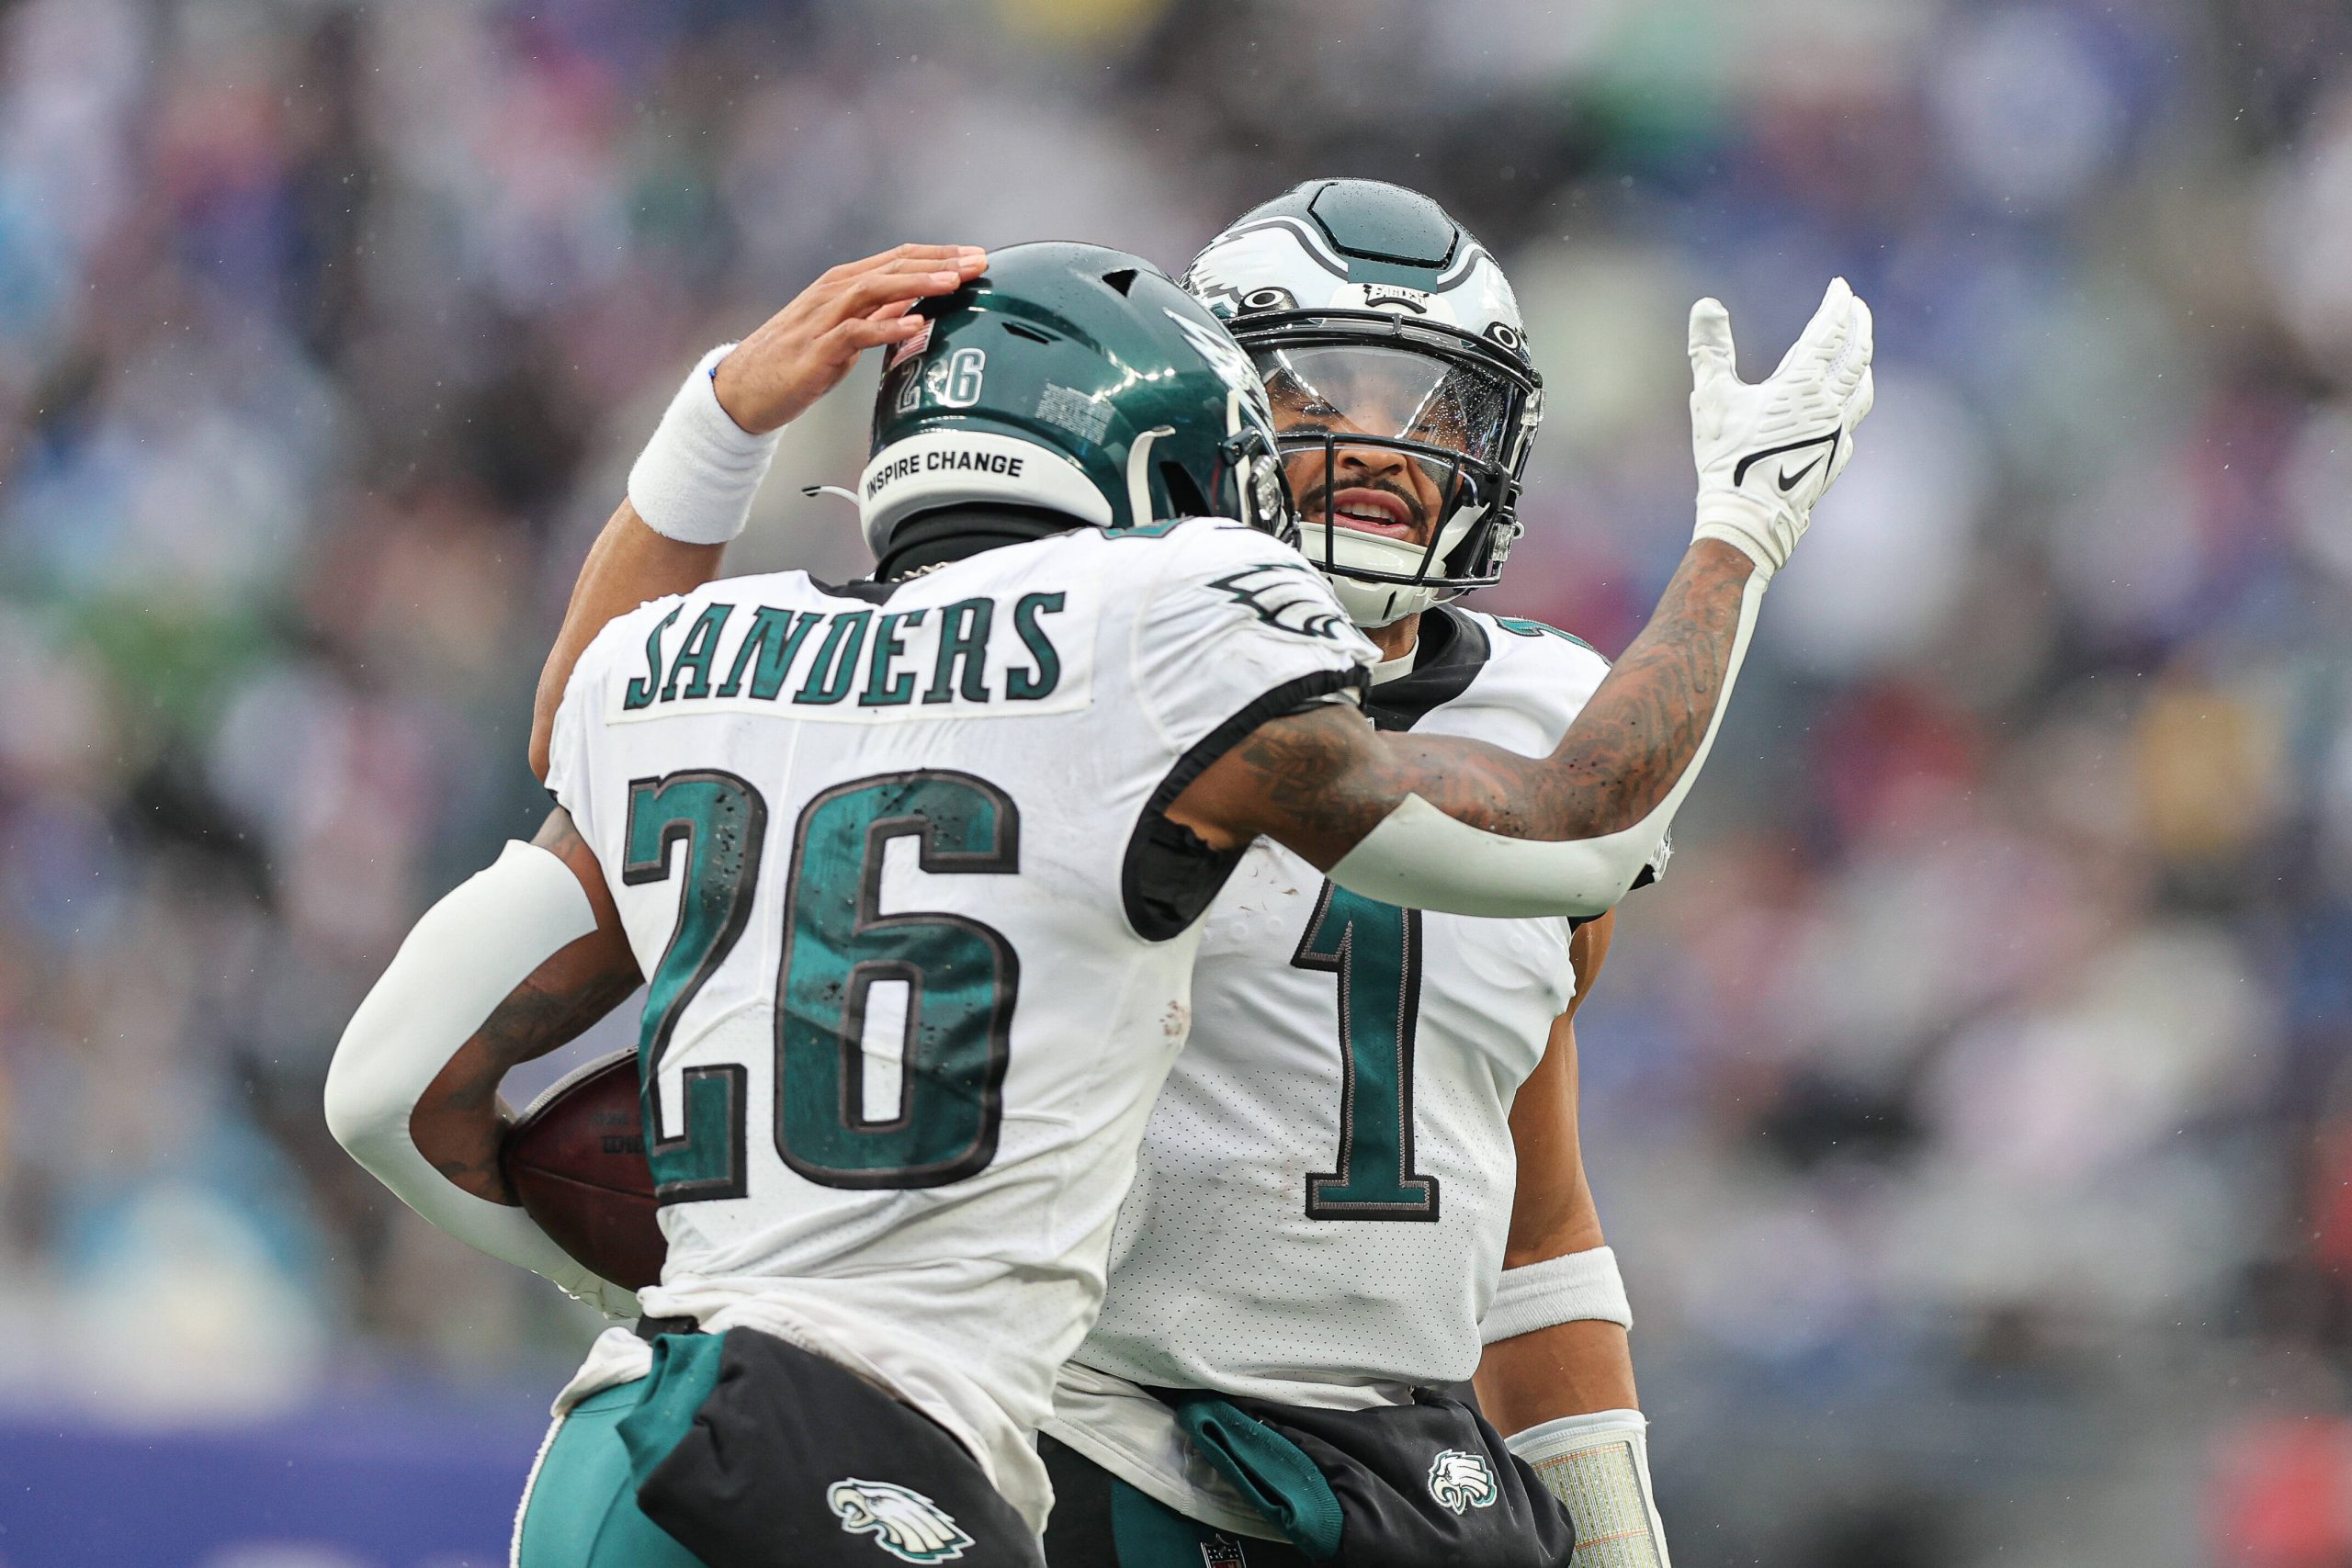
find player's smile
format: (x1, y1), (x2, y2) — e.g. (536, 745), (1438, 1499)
(1299, 479), (1430, 545)
(1262, 355), (1461, 556)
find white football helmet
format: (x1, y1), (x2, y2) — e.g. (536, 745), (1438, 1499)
(1185, 180), (1543, 626)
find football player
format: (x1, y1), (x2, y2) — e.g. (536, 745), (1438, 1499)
(329, 232), (1865, 1567)
(1045, 180), (1713, 1568)
(518, 189), (1875, 1568)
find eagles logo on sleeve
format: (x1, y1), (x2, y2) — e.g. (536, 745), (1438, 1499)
(1426, 1450), (1500, 1515)
(1209, 560), (1356, 642)
(826, 1478), (976, 1563)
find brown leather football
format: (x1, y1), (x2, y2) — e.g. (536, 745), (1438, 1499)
(501, 1049), (667, 1291)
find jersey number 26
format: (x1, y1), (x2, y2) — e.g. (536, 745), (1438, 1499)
(622, 768), (1020, 1203)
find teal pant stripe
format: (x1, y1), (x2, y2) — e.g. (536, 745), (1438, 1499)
(616, 1332), (729, 1495)
(516, 1377), (711, 1568)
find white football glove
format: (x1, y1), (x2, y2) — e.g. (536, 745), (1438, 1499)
(1687, 277), (1875, 581)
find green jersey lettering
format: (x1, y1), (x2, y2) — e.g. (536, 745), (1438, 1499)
(623, 606), (684, 712)
(1004, 592), (1066, 702)
(716, 607), (822, 701)
(924, 599), (995, 704)
(859, 610), (928, 707)
(794, 610), (872, 706)
(661, 604), (734, 702)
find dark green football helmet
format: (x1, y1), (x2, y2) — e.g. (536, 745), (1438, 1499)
(860, 242), (1293, 560)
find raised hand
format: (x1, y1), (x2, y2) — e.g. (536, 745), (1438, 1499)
(712, 243), (989, 434)
(1686, 277), (1876, 581)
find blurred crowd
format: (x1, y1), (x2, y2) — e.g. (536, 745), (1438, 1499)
(3, 0), (2351, 1562)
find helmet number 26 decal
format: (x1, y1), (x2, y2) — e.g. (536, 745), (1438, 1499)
(925, 346), (987, 410)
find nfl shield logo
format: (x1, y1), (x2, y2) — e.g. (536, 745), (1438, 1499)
(1201, 1537), (1249, 1566)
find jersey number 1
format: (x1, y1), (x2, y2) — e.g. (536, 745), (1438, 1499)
(624, 768), (1019, 1203)
(1295, 880), (1440, 1222)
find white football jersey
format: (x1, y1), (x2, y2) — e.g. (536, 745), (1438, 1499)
(543, 517), (1376, 1529)
(1046, 606), (1631, 1534)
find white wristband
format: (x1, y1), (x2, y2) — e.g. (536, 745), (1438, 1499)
(626, 343), (783, 545)
(1483, 1246), (1633, 1343)
(1508, 1409), (1670, 1567)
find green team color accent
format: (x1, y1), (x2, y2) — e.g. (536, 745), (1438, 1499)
(515, 1375), (712, 1568)
(624, 606), (684, 711)
(623, 772), (767, 1203)
(866, 242), (1288, 540)
(715, 607), (820, 700)
(1293, 881), (1439, 1222)
(1172, 1400), (1344, 1562)
(662, 604), (733, 701)
(794, 610), (872, 705)
(925, 599), (994, 704)
(625, 598), (1074, 714)
(1004, 592), (1066, 700)
(616, 1333), (729, 1495)
(860, 610), (928, 706)
(776, 772), (1021, 1189)
(1491, 615), (1600, 657)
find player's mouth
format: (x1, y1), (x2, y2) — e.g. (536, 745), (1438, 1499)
(1313, 486), (1423, 543)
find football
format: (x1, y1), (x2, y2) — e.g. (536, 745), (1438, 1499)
(501, 1050), (667, 1292)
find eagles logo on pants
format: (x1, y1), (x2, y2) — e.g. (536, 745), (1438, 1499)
(515, 1328), (1042, 1568)
(1424, 1450), (1499, 1516)
(828, 1479), (978, 1564)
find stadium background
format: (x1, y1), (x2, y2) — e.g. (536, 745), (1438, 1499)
(3, 0), (2349, 1562)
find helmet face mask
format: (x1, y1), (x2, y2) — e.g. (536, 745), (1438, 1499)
(1184, 181), (1544, 627)
(1221, 419), (1300, 548)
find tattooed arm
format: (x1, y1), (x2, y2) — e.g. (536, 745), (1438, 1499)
(1170, 276), (1873, 914)
(325, 809), (643, 1312)
(1170, 540), (1757, 915)
(407, 810), (642, 1201)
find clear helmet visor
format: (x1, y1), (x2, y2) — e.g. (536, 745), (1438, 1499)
(1250, 343), (1521, 623)
(1254, 343), (1518, 467)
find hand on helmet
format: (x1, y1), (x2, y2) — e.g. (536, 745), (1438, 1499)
(712, 243), (989, 435)
(1686, 277), (1875, 581)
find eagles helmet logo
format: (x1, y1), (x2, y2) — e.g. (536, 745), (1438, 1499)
(1209, 561), (1355, 642)
(1426, 1450), (1499, 1515)
(1353, 282), (1431, 314)
(826, 1478), (976, 1563)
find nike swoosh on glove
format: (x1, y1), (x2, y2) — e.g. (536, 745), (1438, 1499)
(1687, 276), (1876, 581)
